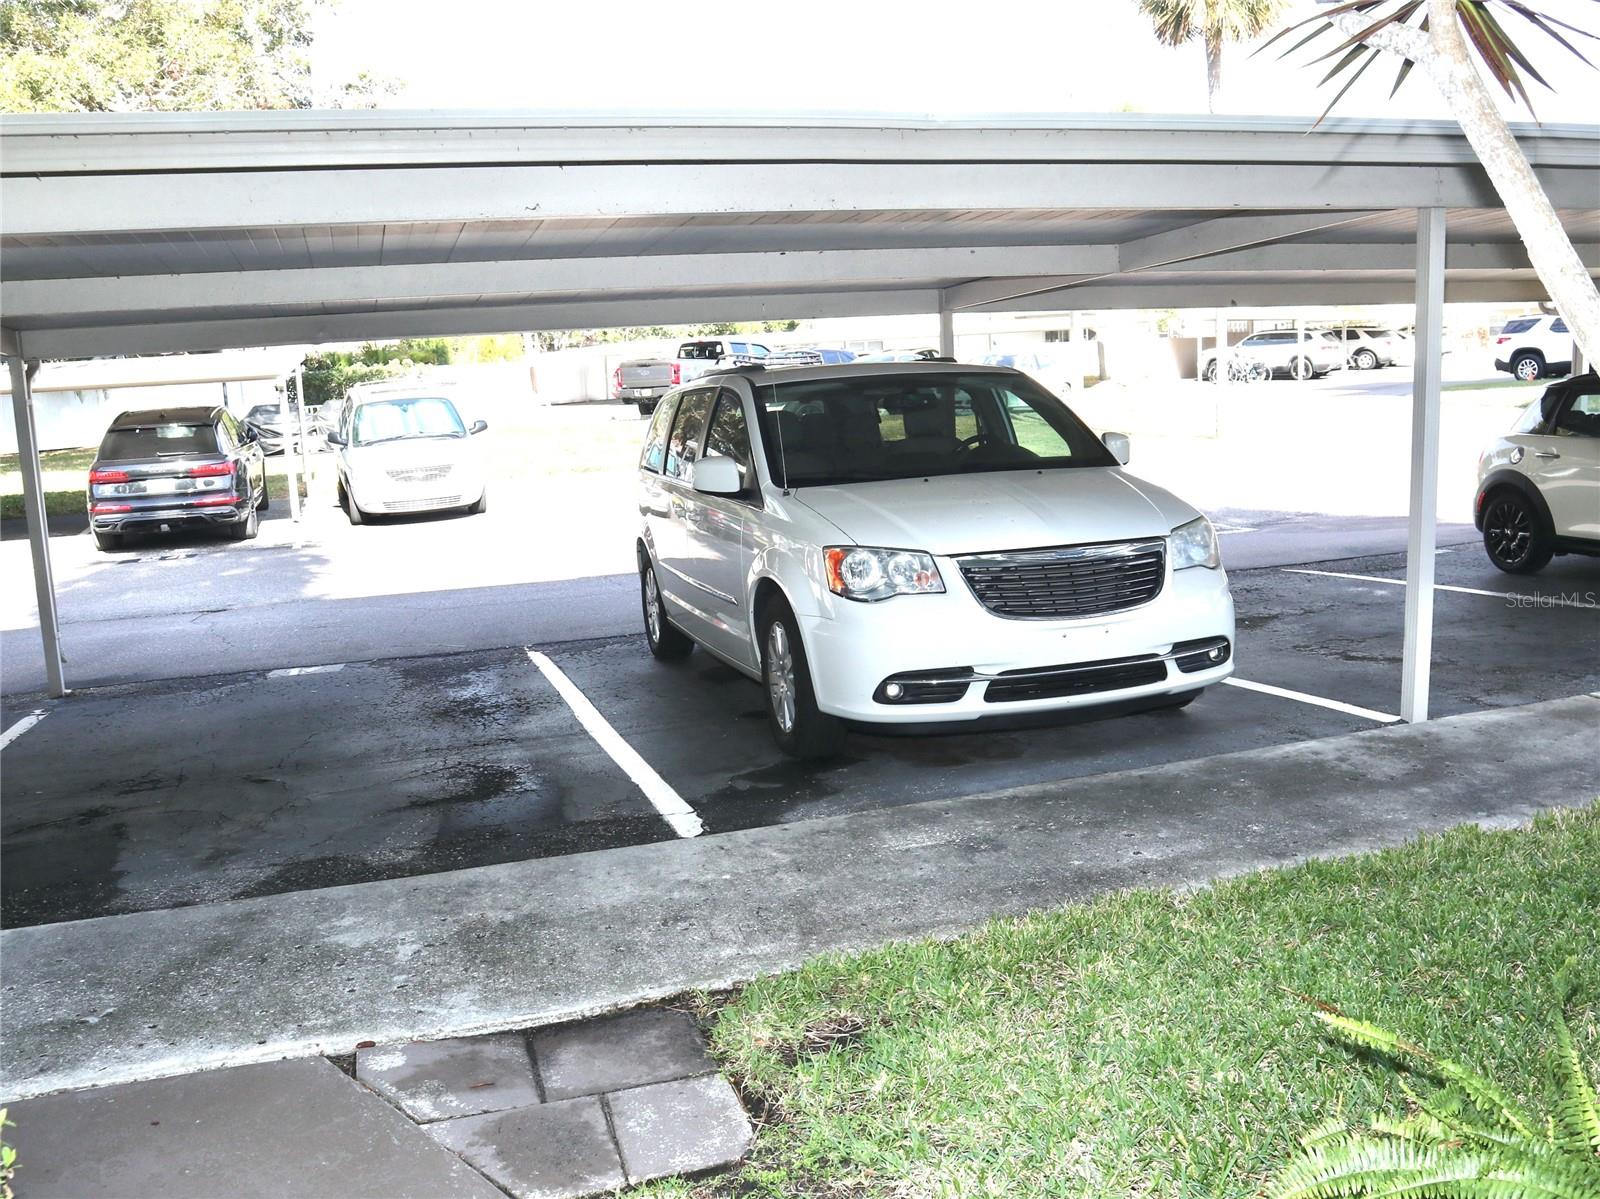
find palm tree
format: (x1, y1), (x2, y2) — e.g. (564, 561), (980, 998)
(1137, 0), (1289, 110)
(1265, 0), (1600, 368)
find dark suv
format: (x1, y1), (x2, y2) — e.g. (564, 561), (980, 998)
(87, 406), (267, 552)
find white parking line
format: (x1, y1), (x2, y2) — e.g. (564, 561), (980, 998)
(524, 648), (703, 839)
(1283, 567), (1599, 610)
(1223, 677), (1401, 724)
(0, 710), (49, 751)
(267, 663), (347, 678)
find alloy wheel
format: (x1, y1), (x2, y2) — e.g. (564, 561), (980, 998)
(643, 566), (661, 644)
(1484, 497), (1532, 566)
(765, 621), (796, 734)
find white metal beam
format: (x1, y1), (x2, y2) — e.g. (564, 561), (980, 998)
(15, 288), (946, 360)
(1117, 211), (1387, 273)
(970, 277), (1555, 311)
(5, 340), (67, 697)
(11, 161), (1597, 238)
(1, 245), (1120, 322)
(944, 275), (1093, 310)
(1401, 208), (1446, 724)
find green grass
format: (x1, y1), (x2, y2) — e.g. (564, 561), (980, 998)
(637, 806), (1600, 1198)
(1442, 378), (1547, 393)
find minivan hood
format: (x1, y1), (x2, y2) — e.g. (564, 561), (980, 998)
(348, 435), (470, 463)
(790, 468), (1198, 556)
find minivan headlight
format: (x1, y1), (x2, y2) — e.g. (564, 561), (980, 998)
(824, 546), (945, 602)
(1170, 517), (1221, 570)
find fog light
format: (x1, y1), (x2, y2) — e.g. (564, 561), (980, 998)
(885, 682), (904, 699)
(1208, 646), (1225, 662)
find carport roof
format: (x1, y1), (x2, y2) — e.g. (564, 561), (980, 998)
(1, 110), (1597, 359)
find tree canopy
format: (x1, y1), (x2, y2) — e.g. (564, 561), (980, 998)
(0, 0), (391, 112)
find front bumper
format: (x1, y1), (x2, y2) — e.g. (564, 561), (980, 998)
(801, 560), (1236, 724)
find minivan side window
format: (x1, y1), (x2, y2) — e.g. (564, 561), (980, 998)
(640, 394), (680, 474)
(703, 391), (754, 496)
(664, 390), (716, 480)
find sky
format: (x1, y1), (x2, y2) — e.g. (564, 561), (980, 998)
(310, 0), (1600, 123)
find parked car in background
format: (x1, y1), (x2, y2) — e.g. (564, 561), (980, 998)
(241, 402), (305, 455)
(327, 383), (488, 524)
(1475, 371), (1600, 573)
(1492, 315), (1575, 382)
(853, 349), (942, 363)
(980, 350), (1079, 396)
(1199, 330), (1346, 381)
(87, 406), (267, 552)
(635, 362), (1234, 758)
(1327, 326), (1404, 370)
(763, 347), (857, 367)
(615, 338), (772, 414)
(314, 398), (347, 438)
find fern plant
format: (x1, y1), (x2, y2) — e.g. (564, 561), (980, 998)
(1268, 971), (1600, 1198)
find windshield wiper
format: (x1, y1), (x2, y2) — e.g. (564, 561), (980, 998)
(356, 432), (461, 446)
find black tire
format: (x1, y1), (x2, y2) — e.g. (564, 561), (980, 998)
(1290, 356), (1314, 381)
(640, 557), (693, 661)
(1200, 360), (1218, 383)
(340, 479), (365, 526)
(1511, 352), (1545, 382)
(467, 489), (487, 515)
(256, 478), (269, 512)
(1481, 488), (1553, 574)
(637, 401), (654, 417)
(227, 500), (259, 542)
(93, 530), (123, 553)
(1156, 688), (1205, 711)
(758, 596), (847, 760)
(1353, 348), (1378, 371)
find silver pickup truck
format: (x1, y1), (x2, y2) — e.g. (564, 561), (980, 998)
(614, 338), (771, 414)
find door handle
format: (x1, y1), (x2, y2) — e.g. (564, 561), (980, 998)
(1533, 450), (1561, 460)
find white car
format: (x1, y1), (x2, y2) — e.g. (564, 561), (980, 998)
(979, 350), (1078, 396)
(1475, 371), (1600, 573)
(635, 362), (1235, 757)
(1492, 314), (1577, 382)
(1328, 327), (1405, 371)
(1199, 330), (1346, 381)
(327, 383), (488, 524)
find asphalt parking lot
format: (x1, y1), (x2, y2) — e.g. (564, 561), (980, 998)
(4, 542), (1596, 929)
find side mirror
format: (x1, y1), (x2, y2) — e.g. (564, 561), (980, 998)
(1102, 431), (1131, 465)
(325, 431), (346, 447)
(692, 455), (743, 496)
(469, 420), (488, 435)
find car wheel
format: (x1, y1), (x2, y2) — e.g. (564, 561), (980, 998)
(1353, 348), (1378, 371)
(1511, 352), (1545, 382)
(1150, 688), (1205, 711)
(341, 480), (365, 526)
(759, 596), (846, 760)
(1290, 356), (1314, 381)
(1200, 360), (1218, 383)
(1481, 488), (1553, 573)
(467, 489), (487, 515)
(93, 530), (123, 553)
(636, 401), (654, 417)
(641, 558), (693, 661)
(227, 501), (259, 542)
(256, 480), (269, 512)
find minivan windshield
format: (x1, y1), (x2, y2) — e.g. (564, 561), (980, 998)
(352, 396), (466, 446)
(756, 371), (1117, 488)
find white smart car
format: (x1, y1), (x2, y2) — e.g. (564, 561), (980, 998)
(1475, 371), (1600, 572)
(636, 362), (1235, 757)
(327, 383), (488, 524)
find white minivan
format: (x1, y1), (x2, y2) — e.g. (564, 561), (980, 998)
(636, 362), (1235, 757)
(327, 382), (488, 524)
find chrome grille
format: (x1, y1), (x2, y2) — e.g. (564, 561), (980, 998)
(957, 539), (1165, 619)
(386, 465), (453, 483)
(380, 495), (464, 512)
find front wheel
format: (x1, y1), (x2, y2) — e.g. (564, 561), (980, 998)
(339, 479), (365, 526)
(467, 489), (487, 515)
(1482, 489), (1553, 574)
(759, 598), (847, 760)
(641, 559), (693, 661)
(1200, 360), (1218, 383)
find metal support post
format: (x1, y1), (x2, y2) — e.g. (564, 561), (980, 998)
(1401, 207), (1446, 723)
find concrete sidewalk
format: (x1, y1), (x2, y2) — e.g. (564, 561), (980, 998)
(4, 694), (1597, 1103)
